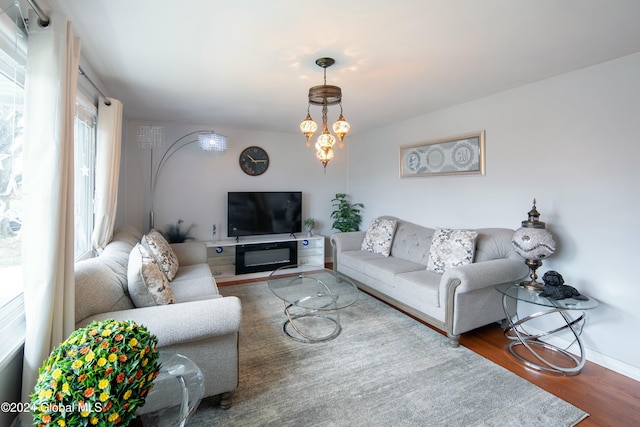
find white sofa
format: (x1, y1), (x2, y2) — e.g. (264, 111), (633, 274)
(74, 225), (242, 408)
(331, 216), (528, 346)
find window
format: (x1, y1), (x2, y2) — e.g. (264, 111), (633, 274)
(0, 11), (26, 309)
(0, 7), (27, 366)
(74, 92), (97, 260)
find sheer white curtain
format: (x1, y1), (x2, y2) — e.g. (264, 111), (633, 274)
(91, 97), (123, 251)
(20, 10), (80, 419)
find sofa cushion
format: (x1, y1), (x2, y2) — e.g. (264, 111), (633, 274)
(426, 228), (478, 273)
(474, 228), (520, 262)
(340, 250), (386, 273)
(95, 225), (143, 292)
(361, 217), (398, 257)
(171, 241), (207, 266)
(388, 218), (434, 265)
(75, 258), (135, 324)
(127, 243), (176, 307)
(171, 277), (221, 303)
(173, 264), (221, 287)
(394, 270), (442, 307)
(143, 229), (179, 281)
(361, 257), (425, 284)
(161, 263), (220, 303)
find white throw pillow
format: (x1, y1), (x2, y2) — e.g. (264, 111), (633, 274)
(127, 243), (176, 307)
(426, 228), (478, 273)
(143, 229), (179, 281)
(361, 218), (398, 257)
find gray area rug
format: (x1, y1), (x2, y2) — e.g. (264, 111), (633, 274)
(187, 282), (588, 426)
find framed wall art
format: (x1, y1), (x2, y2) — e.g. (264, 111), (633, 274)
(399, 130), (485, 178)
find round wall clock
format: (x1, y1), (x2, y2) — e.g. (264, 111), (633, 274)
(239, 146), (269, 176)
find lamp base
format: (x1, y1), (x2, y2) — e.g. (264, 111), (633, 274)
(520, 258), (544, 291)
(519, 279), (544, 291)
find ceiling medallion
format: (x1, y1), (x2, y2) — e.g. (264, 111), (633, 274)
(299, 57), (350, 171)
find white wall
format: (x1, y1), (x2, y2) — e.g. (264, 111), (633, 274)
(120, 121), (347, 257)
(346, 53), (640, 379)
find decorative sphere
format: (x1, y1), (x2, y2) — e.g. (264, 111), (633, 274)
(332, 119), (350, 135)
(511, 227), (556, 260)
(316, 147), (334, 161)
(300, 119), (317, 134)
(316, 132), (336, 148)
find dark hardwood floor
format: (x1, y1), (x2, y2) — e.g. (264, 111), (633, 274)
(219, 277), (640, 426)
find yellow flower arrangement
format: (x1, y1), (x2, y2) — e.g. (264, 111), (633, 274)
(30, 319), (160, 426)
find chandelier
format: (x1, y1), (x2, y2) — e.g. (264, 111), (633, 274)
(300, 57), (350, 170)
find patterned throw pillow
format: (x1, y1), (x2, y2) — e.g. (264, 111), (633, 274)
(361, 218), (398, 257)
(127, 243), (176, 307)
(426, 228), (478, 274)
(143, 229), (179, 281)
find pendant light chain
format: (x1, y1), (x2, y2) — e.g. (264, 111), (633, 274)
(298, 57), (350, 170)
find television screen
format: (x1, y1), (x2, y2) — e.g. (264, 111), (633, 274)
(228, 191), (302, 237)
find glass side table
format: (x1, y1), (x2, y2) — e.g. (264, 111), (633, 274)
(494, 283), (598, 375)
(136, 352), (204, 426)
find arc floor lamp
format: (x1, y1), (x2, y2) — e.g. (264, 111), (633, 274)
(138, 128), (227, 229)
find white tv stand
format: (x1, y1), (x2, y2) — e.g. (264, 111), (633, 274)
(205, 234), (325, 283)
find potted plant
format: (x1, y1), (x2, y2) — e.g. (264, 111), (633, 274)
(30, 319), (160, 426)
(303, 218), (315, 236)
(162, 219), (195, 243)
(330, 193), (364, 232)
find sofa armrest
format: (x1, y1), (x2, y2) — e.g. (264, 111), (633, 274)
(330, 231), (366, 253)
(331, 232), (366, 269)
(441, 258), (528, 294)
(171, 241), (207, 266)
(76, 296), (241, 348)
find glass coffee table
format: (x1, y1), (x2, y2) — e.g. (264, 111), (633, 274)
(268, 265), (359, 343)
(495, 283), (599, 375)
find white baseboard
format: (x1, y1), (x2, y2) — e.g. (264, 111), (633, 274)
(579, 345), (640, 381)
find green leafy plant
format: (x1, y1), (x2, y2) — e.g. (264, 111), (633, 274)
(31, 319), (160, 427)
(330, 193), (364, 232)
(162, 219), (195, 243)
(303, 218), (315, 229)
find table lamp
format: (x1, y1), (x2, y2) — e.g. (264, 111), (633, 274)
(511, 199), (556, 290)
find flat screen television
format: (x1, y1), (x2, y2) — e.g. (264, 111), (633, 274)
(228, 191), (302, 237)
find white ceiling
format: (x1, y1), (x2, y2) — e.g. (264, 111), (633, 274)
(43, 0), (640, 135)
